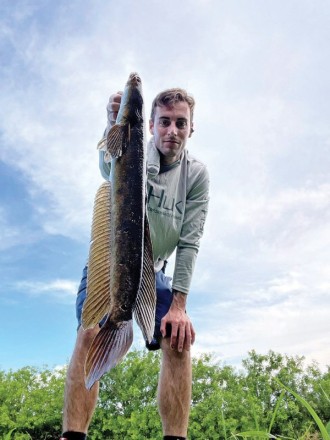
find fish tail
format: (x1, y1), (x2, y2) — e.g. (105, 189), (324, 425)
(84, 319), (133, 389)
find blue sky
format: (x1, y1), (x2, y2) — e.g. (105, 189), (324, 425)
(1, 0), (330, 371)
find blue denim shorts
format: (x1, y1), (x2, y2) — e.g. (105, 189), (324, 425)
(76, 265), (173, 351)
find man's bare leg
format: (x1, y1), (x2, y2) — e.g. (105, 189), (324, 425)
(62, 326), (100, 434)
(157, 338), (192, 437)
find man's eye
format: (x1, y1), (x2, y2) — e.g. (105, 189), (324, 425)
(176, 120), (188, 129)
(159, 119), (171, 127)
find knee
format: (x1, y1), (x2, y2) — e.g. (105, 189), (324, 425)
(160, 338), (191, 363)
(66, 327), (99, 379)
(74, 326), (99, 353)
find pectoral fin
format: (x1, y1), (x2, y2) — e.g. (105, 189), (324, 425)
(96, 137), (107, 151)
(107, 123), (130, 158)
(134, 216), (156, 343)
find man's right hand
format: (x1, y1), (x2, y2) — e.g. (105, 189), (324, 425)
(106, 91), (123, 131)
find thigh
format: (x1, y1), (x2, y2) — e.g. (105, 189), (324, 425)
(146, 270), (173, 351)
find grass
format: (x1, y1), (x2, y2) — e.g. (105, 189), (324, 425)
(232, 381), (330, 440)
(276, 380), (330, 440)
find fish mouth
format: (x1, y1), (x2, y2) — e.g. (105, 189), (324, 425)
(129, 72), (141, 85)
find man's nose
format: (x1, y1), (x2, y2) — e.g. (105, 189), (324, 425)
(167, 122), (177, 135)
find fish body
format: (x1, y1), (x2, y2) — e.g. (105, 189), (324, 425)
(82, 73), (156, 389)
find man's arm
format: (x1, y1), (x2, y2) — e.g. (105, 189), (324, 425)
(173, 162), (210, 293)
(98, 92), (123, 179)
(161, 163), (210, 352)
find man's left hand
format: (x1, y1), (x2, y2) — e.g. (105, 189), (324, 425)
(160, 291), (195, 352)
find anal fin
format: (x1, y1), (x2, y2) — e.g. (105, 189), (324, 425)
(134, 216), (156, 343)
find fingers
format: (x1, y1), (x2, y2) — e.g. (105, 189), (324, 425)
(191, 322), (196, 346)
(173, 322), (192, 353)
(107, 91), (123, 125)
(167, 318), (194, 353)
(160, 318), (167, 339)
(160, 309), (195, 353)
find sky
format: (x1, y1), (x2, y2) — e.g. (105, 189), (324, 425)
(1, 0), (330, 373)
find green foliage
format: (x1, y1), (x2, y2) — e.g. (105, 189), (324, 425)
(239, 350), (327, 438)
(90, 350), (162, 439)
(0, 366), (65, 439)
(276, 379), (330, 440)
(189, 350), (330, 439)
(3, 429), (16, 440)
(0, 350), (329, 439)
(326, 421), (330, 436)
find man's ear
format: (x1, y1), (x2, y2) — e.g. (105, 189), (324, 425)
(149, 119), (154, 135)
(189, 122), (194, 137)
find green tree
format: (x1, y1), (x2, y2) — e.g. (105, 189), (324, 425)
(190, 353), (245, 439)
(0, 350), (329, 439)
(0, 366), (66, 439)
(308, 366), (330, 426)
(241, 350), (325, 438)
(90, 350), (162, 439)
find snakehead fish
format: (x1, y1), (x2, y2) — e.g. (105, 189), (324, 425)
(81, 72), (156, 389)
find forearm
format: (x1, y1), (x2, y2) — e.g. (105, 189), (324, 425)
(172, 246), (198, 294)
(99, 148), (111, 180)
(98, 89), (123, 180)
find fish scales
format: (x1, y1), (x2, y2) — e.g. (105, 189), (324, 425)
(109, 126), (145, 322)
(82, 73), (156, 389)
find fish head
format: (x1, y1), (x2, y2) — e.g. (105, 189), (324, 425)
(106, 72), (146, 159)
(116, 72), (144, 126)
(127, 72), (141, 87)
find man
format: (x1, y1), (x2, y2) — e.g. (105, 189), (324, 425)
(61, 86), (209, 440)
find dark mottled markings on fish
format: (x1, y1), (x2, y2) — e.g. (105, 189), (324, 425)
(81, 73), (156, 389)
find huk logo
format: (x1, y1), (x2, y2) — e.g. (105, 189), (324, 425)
(147, 185), (183, 216)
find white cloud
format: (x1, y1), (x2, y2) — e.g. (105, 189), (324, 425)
(193, 182), (330, 295)
(15, 279), (78, 303)
(1, 0), (330, 369)
(192, 269), (330, 369)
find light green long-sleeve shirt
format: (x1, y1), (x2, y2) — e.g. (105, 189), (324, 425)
(99, 137), (209, 294)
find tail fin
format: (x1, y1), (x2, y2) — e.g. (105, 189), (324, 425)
(85, 319), (133, 389)
(134, 216), (156, 343)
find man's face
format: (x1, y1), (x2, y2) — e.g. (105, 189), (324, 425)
(149, 101), (193, 165)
